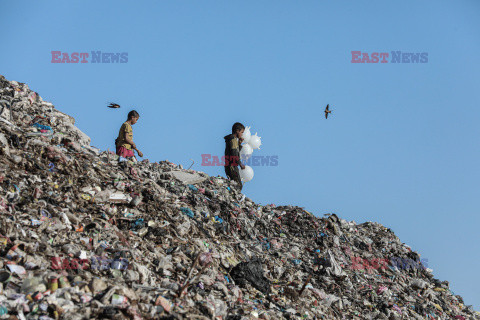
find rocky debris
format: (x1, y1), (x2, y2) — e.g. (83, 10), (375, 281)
(0, 74), (477, 319)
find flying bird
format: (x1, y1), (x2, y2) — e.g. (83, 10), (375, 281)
(107, 102), (120, 109)
(324, 104), (332, 119)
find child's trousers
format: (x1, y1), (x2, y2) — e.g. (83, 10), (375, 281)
(224, 166), (242, 192)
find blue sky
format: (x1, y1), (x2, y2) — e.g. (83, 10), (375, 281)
(1, 0), (479, 309)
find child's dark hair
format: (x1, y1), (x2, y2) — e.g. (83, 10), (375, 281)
(232, 122), (245, 134)
(128, 110), (140, 120)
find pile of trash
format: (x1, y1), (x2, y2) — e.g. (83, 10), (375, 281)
(0, 74), (477, 319)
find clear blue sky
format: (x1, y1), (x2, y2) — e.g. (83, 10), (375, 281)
(1, 0), (479, 309)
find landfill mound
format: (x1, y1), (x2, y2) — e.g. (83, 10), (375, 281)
(0, 74), (477, 320)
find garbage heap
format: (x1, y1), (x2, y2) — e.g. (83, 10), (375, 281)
(0, 74), (477, 320)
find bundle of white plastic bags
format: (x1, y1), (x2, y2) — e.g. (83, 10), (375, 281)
(239, 126), (261, 182)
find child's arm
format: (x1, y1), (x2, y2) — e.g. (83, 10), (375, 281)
(124, 129), (143, 157)
(123, 125), (136, 149)
(236, 138), (245, 169)
(228, 137), (244, 169)
(125, 133), (136, 149)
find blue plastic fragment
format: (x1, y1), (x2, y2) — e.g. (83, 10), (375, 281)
(134, 218), (144, 227)
(32, 123), (52, 131)
(181, 207), (195, 218)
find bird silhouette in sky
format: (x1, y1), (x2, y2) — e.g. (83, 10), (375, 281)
(107, 102), (120, 109)
(324, 104), (332, 119)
